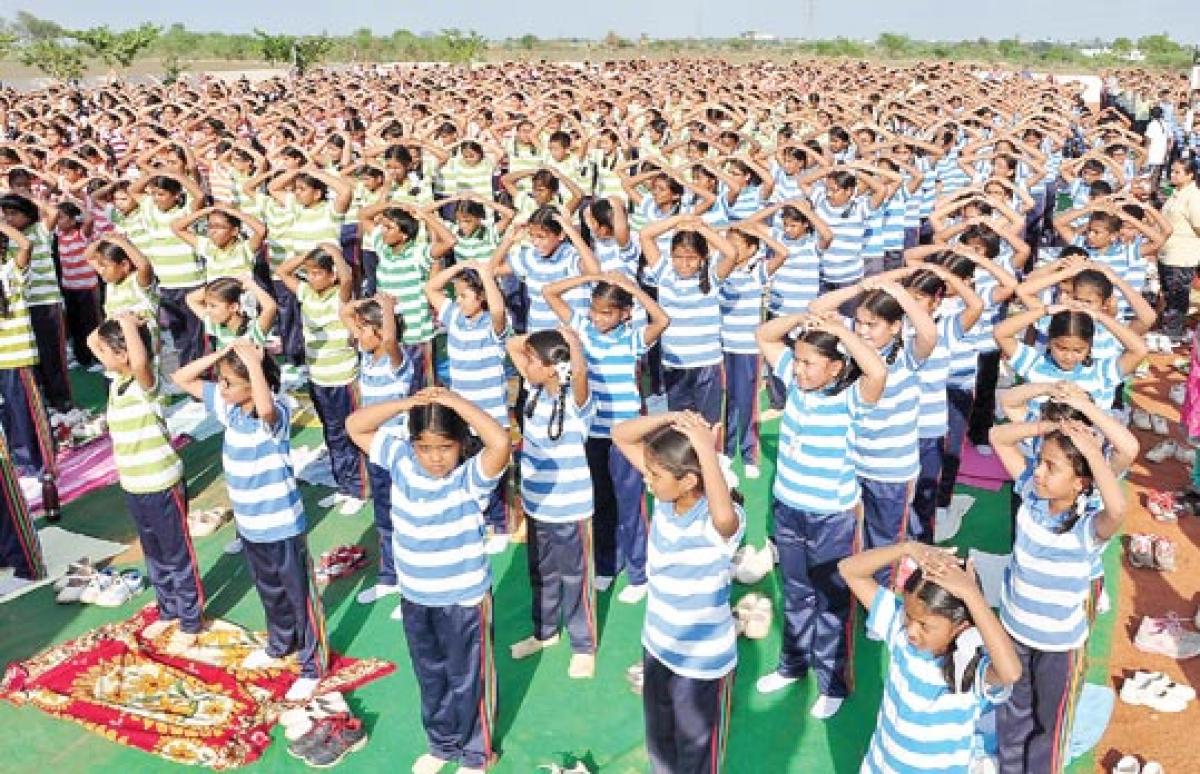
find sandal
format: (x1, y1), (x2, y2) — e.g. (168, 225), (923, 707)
(1153, 536), (1177, 572)
(1131, 408), (1153, 431)
(1146, 490), (1179, 521)
(1146, 440), (1178, 463)
(1127, 533), (1156, 569)
(1175, 443), (1196, 463)
(1150, 414), (1171, 436)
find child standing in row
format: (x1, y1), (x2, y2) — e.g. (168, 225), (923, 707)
(174, 341), (326, 702)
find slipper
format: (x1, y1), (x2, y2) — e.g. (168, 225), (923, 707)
(1131, 408), (1153, 431)
(1150, 414), (1171, 436)
(1127, 533), (1156, 569)
(1146, 440), (1178, 463)
(1153, 536), (1177, 572)
(53, 558), (96, 592)
(1146, 490), (1179, 521)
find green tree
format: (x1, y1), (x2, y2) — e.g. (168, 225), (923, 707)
(517, 34), (539, 51)
(295, 35), (333, 72)
(18, 39), (85, 81)
(69, 23), (160, 68)
(1111, 37), (1133, 55)
(12, 11), (63, 41)
(161, 53), (188, 84)
(253, 29), (295, 65)
(438, 29), (486, 63)
(876, 33), (911, 56)
(0, 31), (16, 57)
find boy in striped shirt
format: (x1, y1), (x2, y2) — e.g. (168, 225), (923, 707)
(53, 201), (101, 371)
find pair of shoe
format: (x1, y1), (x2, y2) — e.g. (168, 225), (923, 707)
(1134, 613), (1200, 659)
(1145, 440), (1190, 464)
(317, 491), (367, 516)
(1127, 533), (1177, 571)
(53, 558), (95, 600)
(733, 593), (772, 640)
(60, 568), (143, 606)
(1120, 670), (1196, 713)
(280, 690), (349, 741)
(287, 710), (367, 768)
(1169, 382), (1187, 406)
(188, 506), (232, 538)
(1146, 333), (1175, 353)
(316, 546), (368, 584)
(732, 543), (774, 585)
(1146, 490), (1185, 522)
(1114, 755), (1166, 774)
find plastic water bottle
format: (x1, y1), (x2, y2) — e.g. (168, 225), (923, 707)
(41, 473), (60, 523)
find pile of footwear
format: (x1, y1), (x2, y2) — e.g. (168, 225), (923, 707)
(1126, 533), (1177, 572)
(733, 592), (772, 640)
(1120, 670), (1195, 713)
(315, 546), (368, 584)
(48, 407), (107, 448)
(1133, 612), (1200, 660)
(1144, 489), (1200, 522)
(1113, 756), (1166, 774)
(55, 560), (145, 607)
(281, 691), (369, 768)
(1142, 439), (1193, 465)
(732, 542), (774, 585)
(188, 506), (232, 538)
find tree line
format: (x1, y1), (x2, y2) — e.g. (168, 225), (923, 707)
(0, 10), (1194, 83)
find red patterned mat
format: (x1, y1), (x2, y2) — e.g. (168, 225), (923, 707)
(0, 605), (394, 769)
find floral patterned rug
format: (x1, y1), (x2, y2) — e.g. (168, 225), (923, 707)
(0, 605), (394, 769)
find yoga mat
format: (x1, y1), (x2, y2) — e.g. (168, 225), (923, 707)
(0, 526), (126, 603)
(957, 441), (1013, 491)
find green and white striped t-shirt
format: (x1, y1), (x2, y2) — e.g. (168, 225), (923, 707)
(108, 374), (183, 494)
(103, 273), (159, 323)
(196, 235), (255, 281)
(439, 156), (495, 198)
(242, 192), (296, 273)
(0, 257), (39, 368)
(203, 315), (268, 349)
(137, 198), (204, 289)
(452, 223), (499, 264)
(297, 282), (357, 386)
(23, 223), (61, 307)
(370, 228), (434, 344)
(285, 199), (343, 258)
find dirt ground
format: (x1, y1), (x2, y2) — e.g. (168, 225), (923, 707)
(1098, 344), (1200, 773)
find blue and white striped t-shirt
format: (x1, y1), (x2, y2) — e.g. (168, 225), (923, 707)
(204, 383), (305, 543)
(594, 236), (640, 276)
(773, 349), (867, 513)
(719, 258), (769, 354)
(811, 187), (869, 284)
(643, 496), (745, 680)
(1009, 341), (1123, 416)
(438, 298), (509, 428)
(642, 259), (723, 368)
(520, 388), (595, 523)
(1032, 316), (1123, 364)
(573, 311), (646, 439)
(1001, 465), (1100, 651)
(915, 313), (966, 439)
(851, 340), (923, 482)
(726, 183), (763, 222)
(509, 240), (584, 332)
(359, 350), (413, 427)
(370, 427), (501, 607)
(881, 188), (909, 252)
(767, 229), (821, 315)
(862, 587), (1009, 774)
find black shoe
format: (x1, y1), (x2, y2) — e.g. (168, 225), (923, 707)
(302, 714), (368, 768)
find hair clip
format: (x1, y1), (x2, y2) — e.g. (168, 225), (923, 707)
(554, 360), (572, 383)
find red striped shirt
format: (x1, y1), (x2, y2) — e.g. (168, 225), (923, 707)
(55, 228), (98, 290)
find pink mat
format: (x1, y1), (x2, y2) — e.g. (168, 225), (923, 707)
(28, 435), (191, 512)
(956, 440), (1012, 492)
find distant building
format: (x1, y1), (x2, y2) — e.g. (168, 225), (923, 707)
(740, 31), (778, 42)
(1079, 46), (1146, 62)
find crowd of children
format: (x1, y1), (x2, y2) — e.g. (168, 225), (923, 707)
(0, 56), (1198, 773)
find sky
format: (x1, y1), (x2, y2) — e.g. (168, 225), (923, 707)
(7, 0), (1200, 44)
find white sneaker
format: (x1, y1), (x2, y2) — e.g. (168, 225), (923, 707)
(593, 575), (614, 592)
(242, 647), (282, 670)
(224, 537), (243, 555)
(94, 579), (135, 607)
(1170, 383), (1187, 405)
(756, 671), (798, 694)
(319, 492), (345, 509)
(809, 694), (844, 719)
(744, 464), (761, 480)
(284, 676), (320, 702)
(1119, 674), (1190, 712)
(356, 584), (400, 605)
(734, 544), (774, 585)
(617, 583), (647, 604)
(484, 534), (510, 555)
(338, 496), (367, 516)
(511, 633), (560, 659)
(1113, 755), (1140, 774)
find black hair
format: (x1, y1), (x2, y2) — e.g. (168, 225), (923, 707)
(670, 229), (713, 294)
(380, 207), (420, 241)
(294, 172), (329, 199)
(95, 317), (153, 356)
(408, 402), (479, 464)
(902, 268), (948, 302)
(1046, 310), (1094, 365)
(205, 277), (250, 336)
(216, 345), (281, 400)
(1072, 269), (1113, 302)
(1038, 430), (1096, 534)
(0, 193), (40, 226)
(779, 205), (813, 233)
(644, 426), (745, 506)
(588, 198), (616, 236)
(857, 289), (906, 364)
(793, 328), (862, 395)
(457, 200), (487, 222)
(528, 205), (565, 237)
(303, 246), (337, 273)
(522, 329), (571, 441)
(353, 298), (406, 341)
(530, 169), (560, 194)
(903, 566), (982, 693)
(590, 281), (633, 310)
(960, 225), (1001, 259)
(453, 268), (488, 310)
(147, 175), (184, 206)
(1059, 245), (1089, 259)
